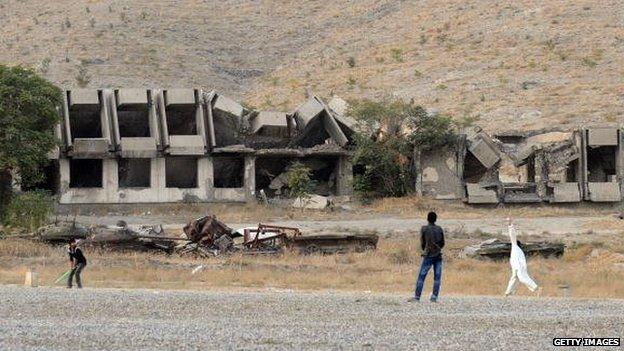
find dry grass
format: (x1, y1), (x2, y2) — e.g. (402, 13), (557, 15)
(2, 235), (623, 298)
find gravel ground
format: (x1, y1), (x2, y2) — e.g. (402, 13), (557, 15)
(1, 285), (622, 350)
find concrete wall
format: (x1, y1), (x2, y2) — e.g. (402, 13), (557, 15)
(58, 156), (249, 203)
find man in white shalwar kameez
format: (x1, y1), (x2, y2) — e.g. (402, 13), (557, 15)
(505, 218), (539, 295)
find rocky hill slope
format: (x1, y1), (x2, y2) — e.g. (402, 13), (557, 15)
(1, 0), (623, 132)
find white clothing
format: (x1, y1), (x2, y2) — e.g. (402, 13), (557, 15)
(505, 224), (538, 295)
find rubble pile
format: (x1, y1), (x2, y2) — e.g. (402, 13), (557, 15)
(29, 215), (379, 257)
(461, 238), (565, 260)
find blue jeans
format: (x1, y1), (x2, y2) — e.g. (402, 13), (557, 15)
(414, 256), (442, 301)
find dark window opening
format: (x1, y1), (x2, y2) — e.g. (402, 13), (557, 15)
(463, 152), (488, 183)
(566, 159), (579, 182)
(254, 157), (337, 196)
(69, 159), (103, 188)
(587, 146), (617, 182)
(22, 161), (59, 194)
(166, 105), (197, 135)
(118, 158), (150, 188)
(117, 105), (150, 138)
(166, 157), (197, 188)
(255, 157), (292, 195)
(214, 156), (244, 188)
(68, 92), (102, 139)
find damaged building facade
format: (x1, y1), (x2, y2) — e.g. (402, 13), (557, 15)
(36, 89), (354, 204)
(417, 125), (624, 204)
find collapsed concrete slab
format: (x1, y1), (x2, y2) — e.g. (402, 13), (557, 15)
(466, 183), (498, 204)
(210, 93), (244, 147)
(550, 183), (582, 203)
(250, 111), (289, 137)
(588, 182), (621, 202)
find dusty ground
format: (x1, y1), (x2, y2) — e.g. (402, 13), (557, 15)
(2, 1), (623, 131)
(1, 285), (622, 350)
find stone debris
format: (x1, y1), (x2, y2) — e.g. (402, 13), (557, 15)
(460, 238), (564, 260)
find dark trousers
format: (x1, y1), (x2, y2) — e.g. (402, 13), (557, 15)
(68, 263), (85, 288)
(414, 256), (442, 301)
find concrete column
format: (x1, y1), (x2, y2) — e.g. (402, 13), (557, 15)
(336, 155), (354, 196)
(205, 156), (215, 200)
(59, 159), (70, 196)
(103, 159), (118, 202)
(153, 158), (166, 202)
(244, 155), (256, 201)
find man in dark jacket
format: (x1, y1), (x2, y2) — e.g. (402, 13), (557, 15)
(67, 238), (87, 289)
(410, 211), (445, 302)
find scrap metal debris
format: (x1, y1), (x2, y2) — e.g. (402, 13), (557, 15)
(28, 214), (379, 257)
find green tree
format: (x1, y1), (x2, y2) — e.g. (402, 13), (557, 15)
(348, 98), (456, 199)
(0, 65), (62, 218)
(286, 162), (315, 206)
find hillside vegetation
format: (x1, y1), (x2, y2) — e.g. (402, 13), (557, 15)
(1, 0), (623, 132)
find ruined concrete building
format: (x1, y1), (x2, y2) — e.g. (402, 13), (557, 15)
(24, 88), (624, 206)
(35, 89), (354, 203)
(417, 125), (624, 204)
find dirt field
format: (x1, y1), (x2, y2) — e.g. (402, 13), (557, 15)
(1, 285), (622, 350)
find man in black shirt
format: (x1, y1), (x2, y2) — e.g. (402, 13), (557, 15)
(410, 211), (445, 302)
(67, 238), (87, 289)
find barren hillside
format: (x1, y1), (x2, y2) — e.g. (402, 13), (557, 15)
(1, 0), (623, 132)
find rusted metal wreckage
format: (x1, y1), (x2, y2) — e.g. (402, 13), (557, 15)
(417, 125), (624, 204)
(31, 216), (379, 256)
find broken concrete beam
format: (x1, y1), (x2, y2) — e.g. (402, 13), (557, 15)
(469, 137), (501, 169)
(322, 108), (349, 147)
(588, 182), (621, 202)
(550, 183), (581, 203)
(69, 89), (99, 106)
(587, 128), (619, 146)
(250, 111), (289, 136)
(466, 183), (498, 204)
(294, 97), (324, 129)
(71, 138), (110, 158)
(165, 89), (196, 105)
(116, 89), (148, 106)
(120, 138), (158, 158)
(167, 135), (205, 155)
(213, 94), (243, 118)
(292, 194), (331, 210)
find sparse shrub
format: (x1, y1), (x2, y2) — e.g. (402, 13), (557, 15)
(85, 6), (90, 13)
(3, 190), (53, 232)
(140, 11), (148, 20)
(285, 162), (315, 206)
(419, 34), (427, 44)
(347, 56), (356, 68)
(413, 69), (423, 78)
(375, 57), (385, 63)
(65, 17), (71, 28)
(120, 12), (126, 22)
(39, 58), (51, 75)
(347, 76), (356, 86)
(456, 114), (481, 128)
(389, 248), (413, 265)
(390, 48), (404, 62)
(75, 64), (91, 87)
(436, 84), (447, 90)
(89, 18), (96, 27)
(582, 57), (597, 68)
